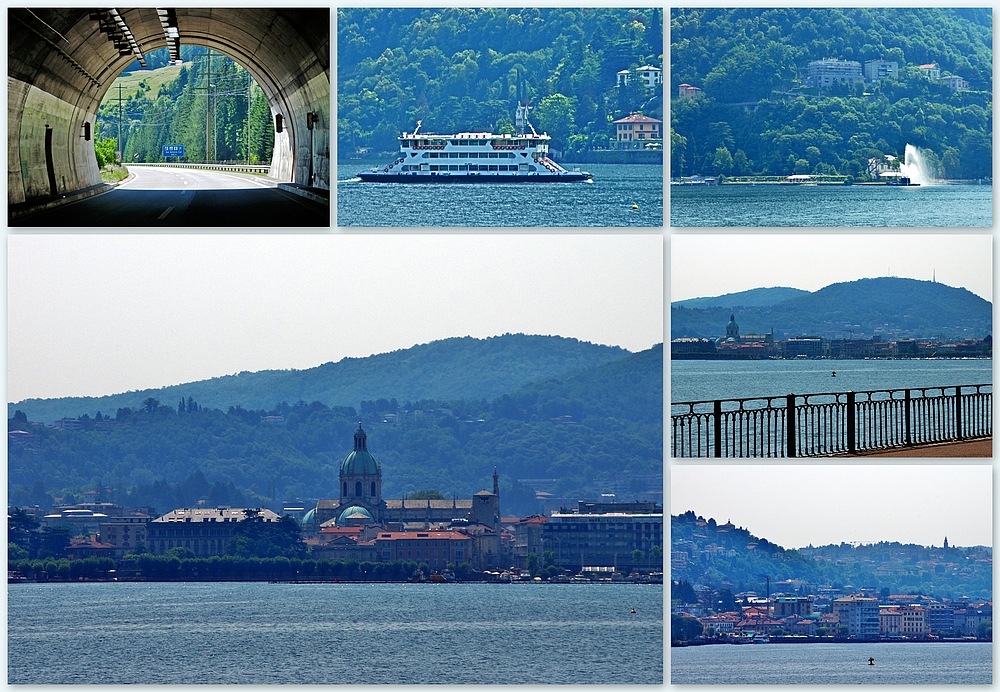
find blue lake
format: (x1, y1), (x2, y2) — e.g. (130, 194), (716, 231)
(670, 183), (992, 227)
(7, 581), (663, 684)
(671, 358), (992, 404)
(671, 641), (991, 684)
(338, 159), (663, 227)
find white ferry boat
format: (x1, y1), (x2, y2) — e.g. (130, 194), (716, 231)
(359, 113), (591, 183)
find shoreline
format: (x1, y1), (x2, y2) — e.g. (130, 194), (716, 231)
(674, 637), (987, 647)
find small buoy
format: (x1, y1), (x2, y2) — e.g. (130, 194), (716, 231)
(832, 371), (837, 377)
(868, 657), (874, 666)
(631, 608), (636, 614)
(631, 204), (638, 209)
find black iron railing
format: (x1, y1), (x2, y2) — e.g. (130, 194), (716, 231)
(671, 384), (992, 457)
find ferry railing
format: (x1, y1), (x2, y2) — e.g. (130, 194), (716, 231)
(671, 384), (991, 458)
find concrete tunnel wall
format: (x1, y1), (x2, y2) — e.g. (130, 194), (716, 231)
(8, 8), (330, 207)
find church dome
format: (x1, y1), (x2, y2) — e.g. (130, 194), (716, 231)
(340, 424), (380, 476)
(338, 505), (374, 525)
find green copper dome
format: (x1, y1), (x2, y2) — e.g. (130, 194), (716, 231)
(340, 424), (381, 476)
(338, 505), (374, 525)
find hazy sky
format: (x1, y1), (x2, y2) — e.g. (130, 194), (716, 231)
(670, 233), (993, 303)
(7, 234), (663, 402)
(671, 464), (992, 548)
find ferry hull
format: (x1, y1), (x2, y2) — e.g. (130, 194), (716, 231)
(358, 171), (591, 183)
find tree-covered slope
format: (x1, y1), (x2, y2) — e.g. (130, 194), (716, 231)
(671, 8), (992, 179)
(8, 345), (663, 516)
(672, 511), (991, 601)
(10, 334), (630, 425)
(671, 277), (991, 340)
(673, 287), (809, 310)
(338, 7), (662, 156)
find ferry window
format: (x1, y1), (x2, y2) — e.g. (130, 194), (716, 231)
(449, 165), (458, 171)
(451, 140), (459, 145)
(459, 164), (467, 171)
(459, 152), (468, 158)
(450, 152), (458, 158)
(430, 165), (439, 171)
(421, 153), (428, 158)
(489, 165), (498, 171)
(400, 141), (408, 148)
(489, 153), (498, 158)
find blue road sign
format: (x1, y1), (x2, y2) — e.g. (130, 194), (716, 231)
(162, 144), (185, 157)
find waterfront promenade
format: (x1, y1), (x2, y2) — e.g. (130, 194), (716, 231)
(672, 384), (992, 458)
(835, 437), (992, 458)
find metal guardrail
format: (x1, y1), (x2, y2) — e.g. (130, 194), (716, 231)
(671, 384), (992, 457)
(128, 162), (271, 175)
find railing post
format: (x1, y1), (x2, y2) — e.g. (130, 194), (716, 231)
(786, 394), (796, 458)
(847, 391), (856, 454)
(955, 386), (963, 440)
(904, 389), (911, 445)
(713, 400), (722, 458)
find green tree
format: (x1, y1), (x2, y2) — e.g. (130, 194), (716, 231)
(534, 94), (576, 149)
(713, 146), (733, 175)
(732, 149), (750, 175)
(526, 552), (539, 576)
(94, 138), (117, 168)
(671, 613), (704, 643)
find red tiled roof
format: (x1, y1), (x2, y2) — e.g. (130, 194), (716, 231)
(613, 113), (662, 124)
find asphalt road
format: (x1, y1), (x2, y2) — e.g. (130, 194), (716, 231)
(15, 166), (329, 227)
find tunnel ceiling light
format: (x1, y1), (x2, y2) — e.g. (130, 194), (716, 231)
(100, 9), (147, 67)
(157, 8), (181, 64)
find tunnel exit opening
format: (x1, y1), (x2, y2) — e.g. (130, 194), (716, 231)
(8, 8), (329, 208)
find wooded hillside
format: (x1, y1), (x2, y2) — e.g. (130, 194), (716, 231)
(338, 8), (662, 156)
(671, 8), (992, 179)
(8, 341), (663, 516)
(671, 277), (992, 340)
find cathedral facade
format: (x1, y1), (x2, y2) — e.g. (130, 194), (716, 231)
(311, 424), (501, 534)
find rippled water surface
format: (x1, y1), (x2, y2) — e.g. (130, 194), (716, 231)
(8, 581), (663, 684)
(338, 160), (663, 227)
(671, 641), (991, 684)
(671, 359), (992, 403)
(670, 183), (992, 227)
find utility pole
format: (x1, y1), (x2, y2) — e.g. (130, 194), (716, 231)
(246, 70), (251, 165)
(116, 83), (124, 164)
(206, 52), (212, 163)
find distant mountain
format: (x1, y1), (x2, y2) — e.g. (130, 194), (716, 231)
(672, 287), (809, 310)
(671, 277), (991, 340)
(7, 343), (663, 515)
(671, 511), (992, 601)
(9, 334), (630, 425)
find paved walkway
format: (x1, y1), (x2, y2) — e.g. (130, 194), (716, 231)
(832, 437), (992, 458)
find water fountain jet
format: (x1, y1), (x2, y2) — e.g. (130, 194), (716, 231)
(898, 144), (934, 185)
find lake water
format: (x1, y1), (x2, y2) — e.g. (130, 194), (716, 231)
(7, 581), (663, 684)
(337, 159), (663, 226)
(670, 183), (992, 227)
(671, 641), (992, 684)
(671, 358), (992, 404)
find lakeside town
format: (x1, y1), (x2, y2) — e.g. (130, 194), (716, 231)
(672, 313), (991, 360)
(8, 424), (663, 585)
(672, 513), (992, 645)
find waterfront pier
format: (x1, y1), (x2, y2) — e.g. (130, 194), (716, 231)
(671, 384), (991, 457)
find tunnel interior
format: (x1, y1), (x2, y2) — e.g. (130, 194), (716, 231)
(8, 8), (330, 206)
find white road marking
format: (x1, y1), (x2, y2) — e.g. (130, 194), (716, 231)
(157, 206), (174, 219)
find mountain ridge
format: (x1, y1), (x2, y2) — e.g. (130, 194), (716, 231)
(671, 277), (991, 340)
(10, 334), (633, 425)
